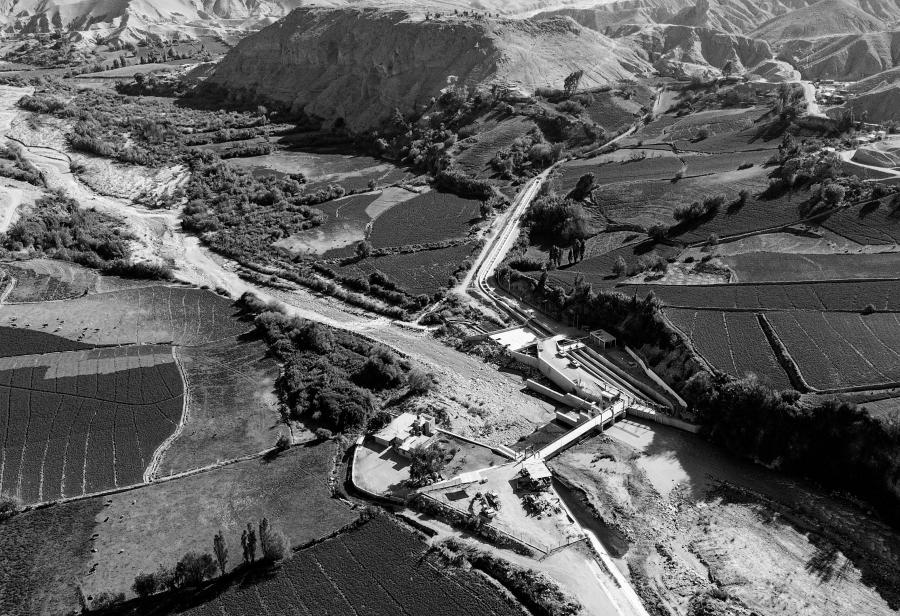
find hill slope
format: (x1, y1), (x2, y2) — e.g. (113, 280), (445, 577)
(752, 0), (890, 41)
(207, 7), (652, 131)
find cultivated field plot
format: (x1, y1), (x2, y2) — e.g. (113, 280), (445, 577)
(454, 115), (537, 177)
(83, 442), (357, 600)
(549, 242), (681, 291)
(0, 345), (183, 503)
(172, 516), (522, 616)
(0, 498), (102, 616)
(0, 259), (97, 302)
(727, 251), (900, 282)
(160, 335), (280, 476)
(618, 280), (900, 311)
(582, 90), (644, 131)
(673, 189), (805, 243)
(336, 242), (477, 296)
(0, 327), (93, 357)
(666, 308), (791, 389)
(680, 149), (774, 176)
(663, 108), (766, 142)
(822, 197), (900, 245)
(557, 153), (683, 193)
(229, 147), (410, 192)
(0, 286), (250, 346)
(275, 192), (380, 256)
(368, 190), (482, 248)
(590, 168), (767, 230)
(767, 311), (900, 390)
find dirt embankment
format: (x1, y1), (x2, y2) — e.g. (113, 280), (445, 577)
(207, 7), (651, 131)
(550, 427), (900, 616)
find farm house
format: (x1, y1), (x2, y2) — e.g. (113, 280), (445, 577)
(373, 412), (437, 458)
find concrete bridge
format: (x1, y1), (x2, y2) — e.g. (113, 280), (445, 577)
(536, 399), (629, 460)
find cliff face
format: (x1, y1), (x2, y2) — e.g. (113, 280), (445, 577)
(207, 8), (652, 131)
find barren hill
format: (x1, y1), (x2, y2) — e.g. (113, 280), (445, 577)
(779, 30), (900, 79)
(207, 7), (652, 131)
(751, 0), (891, 42)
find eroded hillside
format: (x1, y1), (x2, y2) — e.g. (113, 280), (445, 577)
(207, 7), (652, 130)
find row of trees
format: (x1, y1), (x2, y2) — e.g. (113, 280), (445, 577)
(132, 519), (289, 598)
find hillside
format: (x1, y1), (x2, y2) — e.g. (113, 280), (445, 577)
(207, 7), (652, 131)
(778, 30), (900, 79)
(752, 0), (890, 42)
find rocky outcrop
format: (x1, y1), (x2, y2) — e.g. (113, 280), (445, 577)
(605, 23), (775, 78)
(207, 8), (652, 131)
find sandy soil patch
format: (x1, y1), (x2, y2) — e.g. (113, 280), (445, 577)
(550, 419), (900, 616)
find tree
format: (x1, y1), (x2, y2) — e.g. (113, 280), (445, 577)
(154, 564), (177, 591)
(408, 443), (446, 486)
(613, 256), (627, 277)
(213, 530), (228, 575)
(275, 433), (290, 452)
(259, 518), (290, 562)
(132, 572), (157, 598)
(569, 173), (595, 201)
(822, 183), (846, 207)
(355, 240), (372, 259)
(242, 523), (257, 563)
(175, 552), (217, 587)
(567, 248), (574, 265)
(564, 69), (584, 97)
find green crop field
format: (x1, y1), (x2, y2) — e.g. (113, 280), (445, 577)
(666, 308), (791, 389)
(368, 191), (482, 249)
(0, 345), (183, 503)
(336, 242), (477, 296)
(823, 197), (900, 245)
(160, 516), (522, 616)
(727, 251), (900, 282)
(619, 280), (900, 312)
(767, 311), (900, 390)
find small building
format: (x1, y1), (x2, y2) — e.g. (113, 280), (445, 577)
(373, 412), (436, 448)
(589, 329), (617, 349)
(518, 461), (552, 491)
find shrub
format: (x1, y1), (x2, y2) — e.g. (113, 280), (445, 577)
(0, 494), (22, 522)
(862, 303), (876, 315)
(259, 517), (290, 563)
(407, 367), (433, 394)
(132, 572), (157, 598)
(175, 552), (217, 587)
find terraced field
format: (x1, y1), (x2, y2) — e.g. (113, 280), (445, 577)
(0, 345), (183, 503)
(336, 242), (477, 296)
(767, 311), (900, 390)
(0, 327), (93, 358)
(455, 115), (537, 178)
(0, 259), (97, 302)
(822, 197), (900, 245)
(727, 251), (900, 282)
(557, 151), (683, 192)
(666, 308), (792, 389)
(170, 516), (522, 616)
(619, 280), (900, 312)
(0, 286), (251, 346)
(368, 191), (482, 248)
(160, 335), (280, 476)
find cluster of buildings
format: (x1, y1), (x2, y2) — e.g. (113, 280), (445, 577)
(373, 412), (437, 458)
